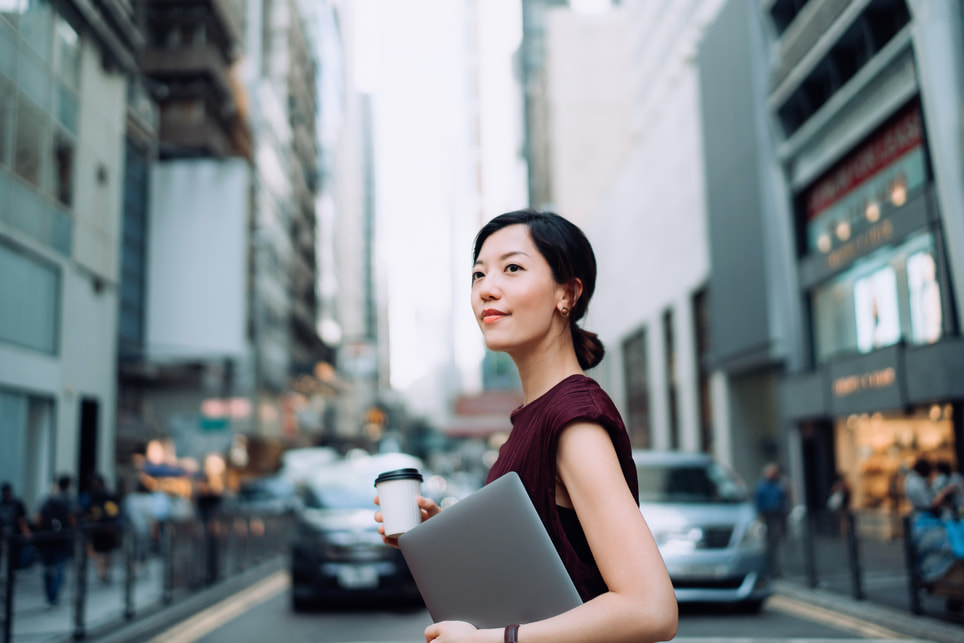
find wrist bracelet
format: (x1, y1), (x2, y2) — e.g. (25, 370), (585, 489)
(504, 623), (520, 643)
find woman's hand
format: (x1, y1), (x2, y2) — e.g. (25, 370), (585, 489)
(373, 495), (442, 548)
(425, 620), (496, 642)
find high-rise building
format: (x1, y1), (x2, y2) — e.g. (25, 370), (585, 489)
(0, 0), (142, 505)
(116, 0), (333, 477)
(520, 0), (570, 209)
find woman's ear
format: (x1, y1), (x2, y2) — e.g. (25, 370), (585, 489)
(567, 278), (584, 310)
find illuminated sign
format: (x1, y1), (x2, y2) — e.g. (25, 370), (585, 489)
(825, 219), (894, 270)
(804, 103), (927, 258)
(807, 106), (923, 219)
(832, 367), (897, 398)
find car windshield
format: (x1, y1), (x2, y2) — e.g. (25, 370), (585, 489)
(637, 461), (746, 503)
(302, 480), (374, 510)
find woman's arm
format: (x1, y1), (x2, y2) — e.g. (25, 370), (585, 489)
(427, 422), (677, 643)
(526, 420), (678, 642)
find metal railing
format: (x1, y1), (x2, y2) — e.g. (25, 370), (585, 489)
(781, 506), (964, 624)
(0, 511), (292, 642)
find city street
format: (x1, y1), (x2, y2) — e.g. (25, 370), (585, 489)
(140, 570), (933, 643)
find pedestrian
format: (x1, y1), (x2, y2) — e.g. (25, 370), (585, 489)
(826, 472), (851, 535)
(34, 474), (77, 606)
(375, 210), (678, 643)
(83, 473), (121, 583)
(904, 457), (955, 516)
(194, 474), (223, 584)
(932, 460), (963, 518)
(1, 481), (33, 569)
(754, 462), (791, 577)
(904, 457), (960, 590)
(122, 480), (156, 572)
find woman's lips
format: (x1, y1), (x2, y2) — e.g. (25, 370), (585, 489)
(481, 310), (506, 324)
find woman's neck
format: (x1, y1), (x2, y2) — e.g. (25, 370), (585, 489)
(514, 350), (583, 406)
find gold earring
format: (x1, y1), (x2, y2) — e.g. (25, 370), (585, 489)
(560, 307), (570, 317)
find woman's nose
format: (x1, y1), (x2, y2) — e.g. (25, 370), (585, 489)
(477, 276), (499, 300)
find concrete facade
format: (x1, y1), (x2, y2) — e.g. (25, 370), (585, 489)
(0, 1), (134, 507)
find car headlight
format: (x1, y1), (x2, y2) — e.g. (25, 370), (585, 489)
(738, 519), (767, 551)
(326, 529), (383, 547)
(653, 528), (703, 554)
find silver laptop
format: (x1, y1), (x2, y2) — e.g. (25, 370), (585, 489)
(398, 471), (583, 628)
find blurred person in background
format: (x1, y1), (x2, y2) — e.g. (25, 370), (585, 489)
(122, 480), (156, 573)
(904, 457), (956, 517)
(83, 473), (121, 583)
(755, 463), (792, 577)
(1, 482), (33, 569)
(905, 457), (962, 589)
(376, 210), (678, 643)
(826, 472), (851, 535)
(35, 475), (77, 606)
(195, 474), (223, 584)
(932, 460), (963, 518)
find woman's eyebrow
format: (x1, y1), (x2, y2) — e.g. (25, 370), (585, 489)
(474, 250), (529, 267)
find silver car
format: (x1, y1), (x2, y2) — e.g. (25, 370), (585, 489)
(633, 450), (771, 610)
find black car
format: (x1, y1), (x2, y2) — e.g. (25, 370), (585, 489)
(289, 453), (424, 611)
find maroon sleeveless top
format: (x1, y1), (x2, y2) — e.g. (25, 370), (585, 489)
(484, 374), (639, 601)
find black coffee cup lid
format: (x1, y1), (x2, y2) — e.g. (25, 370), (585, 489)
(374, 467), (423, 486)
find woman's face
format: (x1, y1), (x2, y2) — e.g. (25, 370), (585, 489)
(471, 224), (565, 355)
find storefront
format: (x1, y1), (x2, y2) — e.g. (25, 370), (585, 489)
(782, 98), (964, 539)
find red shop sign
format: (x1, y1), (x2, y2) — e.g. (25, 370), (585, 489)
(806, 104), (923, 220)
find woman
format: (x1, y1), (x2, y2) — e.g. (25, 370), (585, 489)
(905, 457), (958, 583)
(376, 210), (677, 643)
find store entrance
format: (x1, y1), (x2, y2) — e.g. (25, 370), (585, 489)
(832, 404), (958, 540)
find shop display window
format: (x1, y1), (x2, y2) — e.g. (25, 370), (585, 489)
(811, 231), (942, 364)
(854, 265), (900, 353)
(833, 406), (957, 539)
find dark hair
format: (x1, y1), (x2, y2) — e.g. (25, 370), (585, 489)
(936, 460), (953, 476)
(57, 475), (72, 491)
(912, 458), (932, 478)
(473, 209), (605, 369)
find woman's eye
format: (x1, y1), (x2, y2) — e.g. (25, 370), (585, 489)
(505, 263), (522, 273)
(472, 271), (484, 282)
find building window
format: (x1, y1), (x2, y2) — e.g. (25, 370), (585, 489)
(0, 241), (60, 354)
(14, 96), (44, 187)
(19, 0), (52, 62)
(0, 75), (12, 168)
(0, 388), (56, 508)
(811, 231), (943, 363)
(52, 128), (72, 206)
(776, 2), (911, 137)
(119, 139), (150, 360)
(53, 15), (80, 89)
(622, 327), (651, 449)
(768, 0), (811, 35)
(1, 4), (78, 255)
(692, 289), (713, 454)
(663, 309), (679, 450)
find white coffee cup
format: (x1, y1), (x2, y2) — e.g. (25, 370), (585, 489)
(374, 468), (424, 538)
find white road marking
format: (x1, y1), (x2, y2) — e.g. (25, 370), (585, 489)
(765, 594), (921, 640)
(145, 570), (289, 643)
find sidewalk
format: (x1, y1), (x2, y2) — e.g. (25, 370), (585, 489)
(772, 579), (963, 643)
(4, 552), (285, 643)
